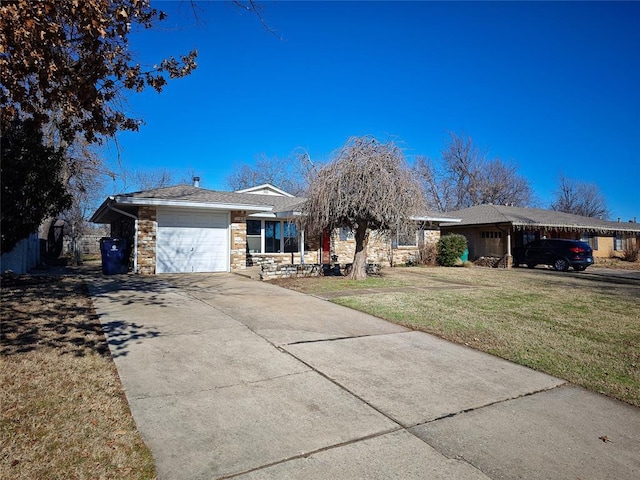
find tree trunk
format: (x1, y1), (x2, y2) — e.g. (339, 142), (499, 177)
(348, 222), (369, 280)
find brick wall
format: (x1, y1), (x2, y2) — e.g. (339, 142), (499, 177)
(137, 206), (156, 275)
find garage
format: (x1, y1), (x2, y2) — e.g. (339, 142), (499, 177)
(156, 209), (229, 274)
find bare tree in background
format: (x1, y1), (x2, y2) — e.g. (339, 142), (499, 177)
(415, 133), (534, 212)
(226, 152), (313, 196)
(551, 174), (610, 219)
(128, 168), (176, 191)
(303, 136), (423, 280)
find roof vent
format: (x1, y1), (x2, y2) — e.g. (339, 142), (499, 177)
(193, 176), (200, 188)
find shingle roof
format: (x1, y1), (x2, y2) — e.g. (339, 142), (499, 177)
(441, 204), (640, 233)
(117, 184), (307, 212)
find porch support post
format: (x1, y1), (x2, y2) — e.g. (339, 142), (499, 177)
(506, 227), (513, 268)
(300, 228), (305, 264)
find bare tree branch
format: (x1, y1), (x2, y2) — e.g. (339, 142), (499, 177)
(415, 133), (534, 211)
(304, 136), (424, 279)
(551, 174), (609, 219)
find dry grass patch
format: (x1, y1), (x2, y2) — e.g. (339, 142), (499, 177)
(280, 267), (640, 407)
(1, 276), (156, 480)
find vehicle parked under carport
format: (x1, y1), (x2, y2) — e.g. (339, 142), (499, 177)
(513, 239), (594, 271)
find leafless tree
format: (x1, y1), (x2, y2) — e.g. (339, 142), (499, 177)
(550, 174), (610, 219)
(415, 133), (534, 211)
(303, 136), (424, 280)
(226, 152), (313, 196)
(128, 168), (176, 191)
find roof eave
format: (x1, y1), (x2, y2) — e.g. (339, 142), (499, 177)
(411, 216), (461, 223)
(114, 196), (274, 213)
(89, 196), (116, 223)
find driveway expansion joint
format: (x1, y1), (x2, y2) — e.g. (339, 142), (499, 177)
(285, 334), (375, 346)
(216, 427), (404, 480)
(411, 381), (569, 428)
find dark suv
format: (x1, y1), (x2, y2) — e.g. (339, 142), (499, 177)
(513, 239), (594, 272)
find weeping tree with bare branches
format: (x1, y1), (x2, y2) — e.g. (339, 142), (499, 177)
(303, 136), (424, 280)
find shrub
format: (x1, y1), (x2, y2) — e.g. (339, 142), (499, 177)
(622, 244), (639, 262)
(417, 242), (438, 266)
(437, 234), (468, 267)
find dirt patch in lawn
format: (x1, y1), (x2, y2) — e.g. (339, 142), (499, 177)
(1, 275), (156, 480)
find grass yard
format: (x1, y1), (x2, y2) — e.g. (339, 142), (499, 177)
(273, 266), (640, 407)
(1, 275), (156, 480)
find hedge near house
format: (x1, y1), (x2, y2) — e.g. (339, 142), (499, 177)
(437, 234), (468, 267)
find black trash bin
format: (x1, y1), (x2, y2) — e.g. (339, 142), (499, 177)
(100, 238), (128, 275)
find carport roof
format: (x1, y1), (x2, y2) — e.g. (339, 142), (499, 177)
(441, 204), (640, 234)
(91, 184), (308, 224)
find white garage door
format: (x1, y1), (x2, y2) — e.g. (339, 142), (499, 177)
(156, 209), (229, 273)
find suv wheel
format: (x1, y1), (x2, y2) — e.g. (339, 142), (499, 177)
(553, 258), (569, 272)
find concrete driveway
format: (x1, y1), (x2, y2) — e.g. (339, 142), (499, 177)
(89, 273), (640, 480)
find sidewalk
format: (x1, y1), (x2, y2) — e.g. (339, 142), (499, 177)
(89, 273), (640, 480)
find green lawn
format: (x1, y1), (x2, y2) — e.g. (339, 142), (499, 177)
(274, 266), (640, 407)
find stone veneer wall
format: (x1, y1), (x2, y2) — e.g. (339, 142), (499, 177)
(246, 232), (322, 267)
(332, 228), (441, 267)
(248, 251), (321, 267)
(230, 211), (247, 271)
(137, 206), (156, 275)
(260, 263), (322, 280)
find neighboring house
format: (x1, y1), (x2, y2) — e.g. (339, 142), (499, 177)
(440, 204), (640, 267)
(91, 181), (459, 274)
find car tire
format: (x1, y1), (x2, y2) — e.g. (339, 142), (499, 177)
(553, 258), (570, 271)
(527, 263), (536, 269)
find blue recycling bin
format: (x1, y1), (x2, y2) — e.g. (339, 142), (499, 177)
(100, 238), (128, 275)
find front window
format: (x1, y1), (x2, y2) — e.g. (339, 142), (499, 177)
(396, 228), (418, 247)
(580, 232), (599, 250)
(283, 222), (298, 253)
(339, 227), (354, 241)
(265, 221), (281, 253)
(614, 234), (624, 251)
(247, 219), (306, 254)
(246, 220), (261, 253)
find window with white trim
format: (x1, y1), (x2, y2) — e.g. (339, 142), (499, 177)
(283, 222), (298, 253)
(265, 221), (281, 253)
(396, 228), (418, 247)
(247, 219), (305, 254)
(246, 220), (261, 253)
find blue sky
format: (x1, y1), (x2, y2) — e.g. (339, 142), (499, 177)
(110, 1), (639, 220)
